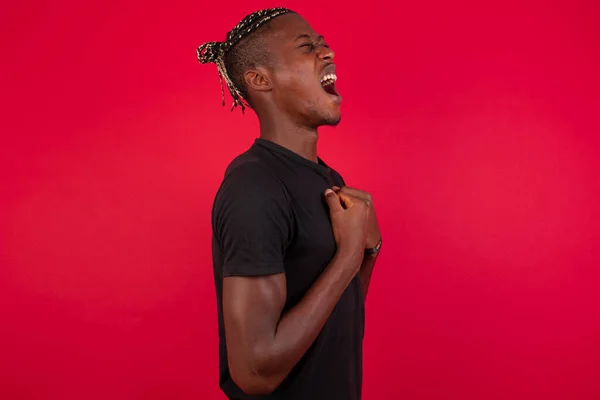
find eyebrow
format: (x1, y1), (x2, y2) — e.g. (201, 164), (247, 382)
(295, 34), (325, 42)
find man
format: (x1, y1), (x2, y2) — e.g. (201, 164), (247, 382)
(198, 7), (383, 400)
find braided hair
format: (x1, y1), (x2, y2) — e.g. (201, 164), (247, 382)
(197, 7), (293, 113)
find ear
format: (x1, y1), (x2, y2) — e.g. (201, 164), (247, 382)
(244, 67), (272, 93)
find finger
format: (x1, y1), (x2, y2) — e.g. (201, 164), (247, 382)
(338, 186), (372, 205)
(337, 191), (357, 209)
(332, 186), (341, 192)
(324, 189), (344, 212)
(337, 186), (364, 198)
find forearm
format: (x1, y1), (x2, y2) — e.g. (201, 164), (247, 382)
(255, 248), (363, 385)
(358, 252), (379, 300)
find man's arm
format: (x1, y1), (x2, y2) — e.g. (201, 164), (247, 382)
(223, 247), (362, 395)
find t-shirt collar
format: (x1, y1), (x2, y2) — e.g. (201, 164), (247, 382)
(254, 138), (331, 176)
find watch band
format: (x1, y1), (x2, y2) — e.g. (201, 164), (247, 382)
(365, 237), (382, 255)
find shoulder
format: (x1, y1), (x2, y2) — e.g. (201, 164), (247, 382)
(213, 154), (292, 219)
(211, 158), (295, 247)
(220, 144), (280, 184)
(222, 157), (285, 197)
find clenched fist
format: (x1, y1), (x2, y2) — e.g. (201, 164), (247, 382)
(324, 188), (370, 261)
(332, 186), (381, 249)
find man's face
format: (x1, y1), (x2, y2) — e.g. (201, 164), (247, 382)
(264, 13), (342, 128)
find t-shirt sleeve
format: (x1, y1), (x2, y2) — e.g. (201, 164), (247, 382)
(212, 162), (293, 278)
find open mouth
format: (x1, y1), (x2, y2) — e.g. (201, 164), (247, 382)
(320, 73), (339, 96)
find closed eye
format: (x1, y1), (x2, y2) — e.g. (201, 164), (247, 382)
(299, 43), (315, 51)
(299, 42), (329, 51)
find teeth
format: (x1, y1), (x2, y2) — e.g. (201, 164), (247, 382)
(321, 74), (337, 86)
(320, 73), (337, 86)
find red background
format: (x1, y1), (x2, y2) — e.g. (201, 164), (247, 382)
(1, 1), (599, 399)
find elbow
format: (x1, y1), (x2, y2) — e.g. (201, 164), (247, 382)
(229, 362), (282, 395)
(233, 375), (279, 396)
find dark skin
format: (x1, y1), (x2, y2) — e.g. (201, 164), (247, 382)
(222, 13), (382, 395)
(333, 185), (382, 299)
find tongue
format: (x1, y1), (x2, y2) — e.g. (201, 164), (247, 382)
(323, 82), (338, 96)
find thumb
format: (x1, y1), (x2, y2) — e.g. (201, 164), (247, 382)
(324, 189), (343, 212)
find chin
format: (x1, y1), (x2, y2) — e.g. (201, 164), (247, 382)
(306, 96), (342, 127)
(322, 115), (341, 126)
(318, 100), (342, 126)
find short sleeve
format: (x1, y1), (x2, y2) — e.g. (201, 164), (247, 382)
(212, 162), (293, 278)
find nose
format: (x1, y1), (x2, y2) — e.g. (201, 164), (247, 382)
(318, 45), (335, 62)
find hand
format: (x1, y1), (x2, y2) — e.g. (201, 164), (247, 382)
(324, 188), (370, 262)
(333, 186), (381, 249)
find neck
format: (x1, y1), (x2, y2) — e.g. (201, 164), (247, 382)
(258, 114), (319, 163)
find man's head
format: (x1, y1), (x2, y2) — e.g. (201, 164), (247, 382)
(198, 8), (342, 128)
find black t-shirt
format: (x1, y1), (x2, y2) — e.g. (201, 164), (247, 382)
(211, 138), (365, 400)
